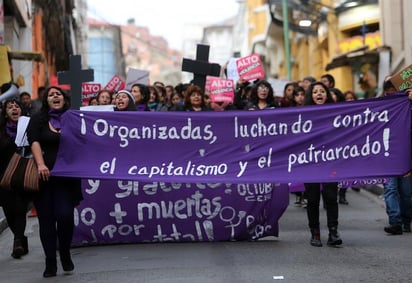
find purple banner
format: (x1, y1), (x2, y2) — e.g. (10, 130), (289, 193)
(73, 180), (289, 245)
(53, 94), (411, 183)
(337, 178), (388, 189)
(289, 178), (389, 192)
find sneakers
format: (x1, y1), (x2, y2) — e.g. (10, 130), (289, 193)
(384, 224), (403, 235)
(300, 199), (308, 208)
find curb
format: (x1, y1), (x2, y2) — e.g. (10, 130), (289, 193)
(362, 184), (384, 197)
(357, 184), (385, 208)
(0, 216), (8, 234)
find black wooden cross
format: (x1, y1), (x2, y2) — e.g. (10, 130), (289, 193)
(182, 44), (221, 91)
(58, 55), (94, 110)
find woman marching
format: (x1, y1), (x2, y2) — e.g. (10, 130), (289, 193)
(303, 81), (342, 248)
(26, 86), (83, 277)
(0, 98), (32, 259)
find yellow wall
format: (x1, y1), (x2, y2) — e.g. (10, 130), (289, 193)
(258, 0), (380, 92)
(325, 4), (352, 91)
(247, 0), (269, 47)
(0, 45), (12, 86)
(290, 0), (379, 92)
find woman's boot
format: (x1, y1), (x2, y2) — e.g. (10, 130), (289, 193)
(310, 229), (322, 247)
(60, 249), (74, 272)
(11, 238), (25, 259)
(43, 257), (57, 278)
(327, 227), (343, 246)
(339, 189), (349, 205)
(22, 236), (28, 255)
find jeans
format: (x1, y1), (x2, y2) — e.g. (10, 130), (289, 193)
(383, 176), (412, 226)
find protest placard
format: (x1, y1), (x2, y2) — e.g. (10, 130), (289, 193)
(82, 83), (101, 105)
(226, 57), (240, 82)
(104, 74), (125, 92)
(236, 53), (265, 82)
(206, 76), (235, 103)
(268, 78), (290, 97)
(390, 64), (412, 91)
(125, 68), (150, 90)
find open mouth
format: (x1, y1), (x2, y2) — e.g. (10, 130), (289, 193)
(10, 111), (19, 118)
(52, 99), (62, 105)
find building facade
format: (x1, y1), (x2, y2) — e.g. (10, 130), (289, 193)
(1, 0), (88, 97)
(121, 19), (182, 86)
(241, 0), (411, 97)
(88, 18), (125, 86)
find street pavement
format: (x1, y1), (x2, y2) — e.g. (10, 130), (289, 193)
(2, 186), (412, 283)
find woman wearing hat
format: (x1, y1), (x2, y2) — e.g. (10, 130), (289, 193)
(114, 90), (137, 111)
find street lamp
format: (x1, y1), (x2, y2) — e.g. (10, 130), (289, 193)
(299, 20), (312, 27)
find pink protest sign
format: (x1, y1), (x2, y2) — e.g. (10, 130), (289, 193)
(205, 76), (212, 95)
(207, 76), (235, 103)
(81, 83), (101, 105)
(104, 75), (125, 92)
(236, 53), (265, 81)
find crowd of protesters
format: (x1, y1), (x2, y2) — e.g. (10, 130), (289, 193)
(0, 69), (411, 278)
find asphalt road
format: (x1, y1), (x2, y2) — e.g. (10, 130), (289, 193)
(0, 188), (411, 283)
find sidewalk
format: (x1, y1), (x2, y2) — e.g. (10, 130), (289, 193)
(0, 208), (7, 234)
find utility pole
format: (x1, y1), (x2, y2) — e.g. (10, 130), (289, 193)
(282, 0), (292, 80)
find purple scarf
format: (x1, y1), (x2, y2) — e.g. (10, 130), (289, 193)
(48, 109), (64, 131)
(136, 104), (148, 111)
(6, 121), (17, 139)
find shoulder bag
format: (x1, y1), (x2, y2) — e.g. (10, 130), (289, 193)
(0, 152), (39, 192)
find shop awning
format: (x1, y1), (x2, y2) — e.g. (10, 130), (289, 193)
(325, 46), (388, 71)
(8, 51), (44, 62)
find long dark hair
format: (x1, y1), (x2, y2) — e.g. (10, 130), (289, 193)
(131, 83), (150, 104)
(304, 81), (334, 105)
(249, 79), (275, 106)
(38, 86), (70, 126)
(0, 98), (22, 144)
